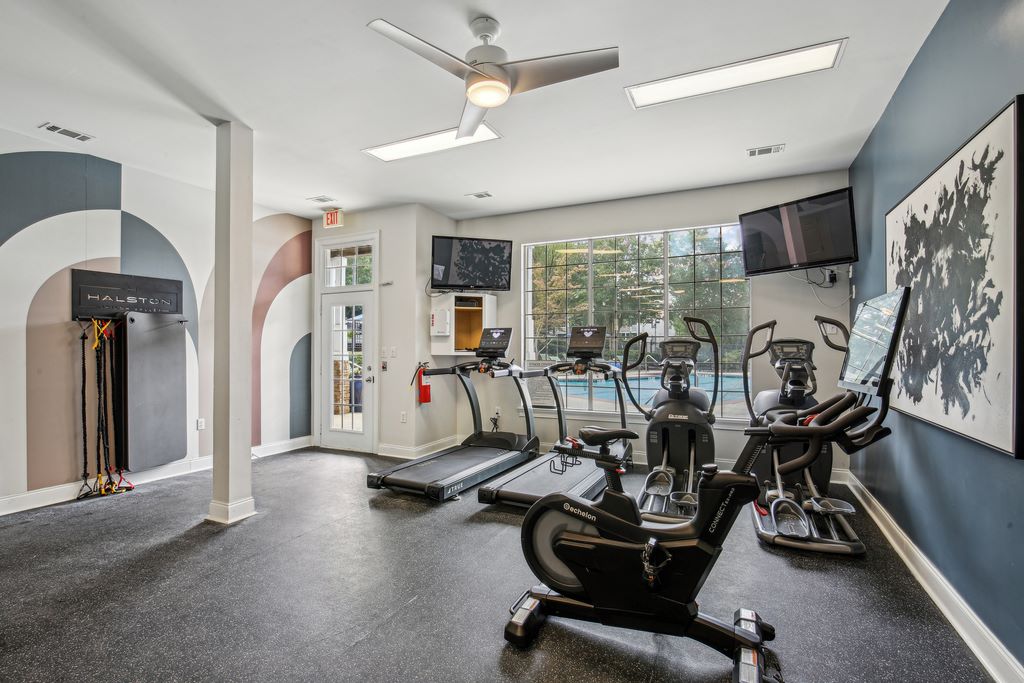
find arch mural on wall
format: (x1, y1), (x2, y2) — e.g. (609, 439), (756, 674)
(0, 147), (313, 498)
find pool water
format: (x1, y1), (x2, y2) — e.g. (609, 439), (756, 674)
(560, 374), (744, 401)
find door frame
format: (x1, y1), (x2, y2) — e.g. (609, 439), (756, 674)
(312, 230), (380, 453)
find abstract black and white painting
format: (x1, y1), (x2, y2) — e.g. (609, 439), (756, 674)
(885, 97), (1021, 456)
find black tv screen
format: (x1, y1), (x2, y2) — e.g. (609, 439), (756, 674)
(431, 236), (513, 291)
(739, 187), (858, 276)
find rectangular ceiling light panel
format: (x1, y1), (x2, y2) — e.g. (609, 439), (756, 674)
(364, 123), (500, 161)
(626, 38), (846, 109)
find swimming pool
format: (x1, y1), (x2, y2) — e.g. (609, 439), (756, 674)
(556, 373), (744, 401)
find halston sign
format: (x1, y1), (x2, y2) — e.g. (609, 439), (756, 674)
(71, 269), (183, 319)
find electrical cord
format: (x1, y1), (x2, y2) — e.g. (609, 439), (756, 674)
(787, 268), (851, 309)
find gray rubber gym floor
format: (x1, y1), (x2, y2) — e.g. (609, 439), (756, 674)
(0, 450), (990, 682)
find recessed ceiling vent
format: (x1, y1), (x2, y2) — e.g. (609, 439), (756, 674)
(465, 191), (492, 199)
(306, 195), (337, 203)
(37, 121), (94, 142)
(747, 144), (785, 157)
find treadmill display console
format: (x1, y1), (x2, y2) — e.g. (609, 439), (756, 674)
(660, 339), (700, 361)
(476, 327), (513, 358)
(567, 326), (606, 359)
(838, 287), (910, 395)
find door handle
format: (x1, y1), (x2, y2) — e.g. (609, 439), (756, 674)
(366, 376), (375, 384)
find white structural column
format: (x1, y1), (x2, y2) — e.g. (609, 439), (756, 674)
(208, 121), (257, 524)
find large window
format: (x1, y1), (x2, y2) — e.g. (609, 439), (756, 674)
(523, 225), (750, 418)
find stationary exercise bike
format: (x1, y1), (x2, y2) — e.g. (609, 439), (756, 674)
(504, 288), (910, 682)
(743, 316), (870, 555)
(620, 317), (719, 518)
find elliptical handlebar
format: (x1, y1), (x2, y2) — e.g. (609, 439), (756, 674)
(684, 317), (718, 421)
(741, 320), (777, 423)
(814, 315), (850, 353)
(621, 333), (652, 420)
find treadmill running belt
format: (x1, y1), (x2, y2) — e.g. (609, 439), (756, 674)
(478, 452), (606, 507)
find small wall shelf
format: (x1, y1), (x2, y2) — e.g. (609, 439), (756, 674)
(430, 293), (497, 356)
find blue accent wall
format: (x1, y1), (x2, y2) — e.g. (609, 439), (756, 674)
(849, 0), (1024, 661)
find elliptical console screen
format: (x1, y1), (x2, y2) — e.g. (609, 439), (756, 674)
(567, 326), (606, 359)
(661, 339), (701, 360)
(476, 327), (512, 358)
(838, 287), (910, 395)
(770, 340), (813, 362)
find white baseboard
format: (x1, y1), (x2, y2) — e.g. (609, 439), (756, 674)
(377, 435), (459, 460)
(251, 436), (312, 458)
(846, 472), (1024, 683)
(0, 455), (213, 518)
(206, 496), (257, 525)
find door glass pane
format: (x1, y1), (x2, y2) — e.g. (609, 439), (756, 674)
(331, 304), (364, 433)
(325, 244), (373, 288)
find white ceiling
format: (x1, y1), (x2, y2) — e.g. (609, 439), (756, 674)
(0, 0), (948, 220)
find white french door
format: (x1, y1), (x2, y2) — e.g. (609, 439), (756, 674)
(320, 291), (376, 452)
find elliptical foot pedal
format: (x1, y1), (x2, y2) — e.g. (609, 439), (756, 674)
(808, 496), (855, 516)
(505, 591), (546, 647)
(770, 498), (811, 539)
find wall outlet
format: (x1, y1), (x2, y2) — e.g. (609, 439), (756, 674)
(400, 411), (407, 423)
(494, 406), (501, 416)
(196, 418), (206, 430)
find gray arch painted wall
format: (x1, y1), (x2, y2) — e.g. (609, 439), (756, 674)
(290, 333), (311, 439)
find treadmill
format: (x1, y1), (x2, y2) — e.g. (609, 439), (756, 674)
(477, 326), (637, 508)
(366, 328), (540, 501)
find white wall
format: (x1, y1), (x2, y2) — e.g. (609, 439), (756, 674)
(454, 170), (853, 468)
(312, 204), (458, 455)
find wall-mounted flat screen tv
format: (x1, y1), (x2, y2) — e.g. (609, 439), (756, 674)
(431, 236), (513, 291)
(739, 187), (858, 276)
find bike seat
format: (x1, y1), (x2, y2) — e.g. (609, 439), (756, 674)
(578, 427), (639, 447)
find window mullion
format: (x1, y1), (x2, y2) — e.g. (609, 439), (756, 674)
(587, 239), (594, 411)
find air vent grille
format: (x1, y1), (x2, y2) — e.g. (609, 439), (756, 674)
(747, 144), (785, 157)
(306, 195), (337, 203)
(465, 191), (492, 199)
(37, 121), (93, 142)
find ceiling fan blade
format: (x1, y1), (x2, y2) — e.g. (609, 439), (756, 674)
(368, 19), (487, 80)
(456, 100), (488, 139)
(502, 47), (619, 95)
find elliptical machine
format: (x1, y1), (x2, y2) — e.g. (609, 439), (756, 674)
(743, 314), (873, 555)
(620, 318), (719, 518)
(504, 288), (911, 683)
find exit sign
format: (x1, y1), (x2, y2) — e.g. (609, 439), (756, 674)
(323, 208), (343, 228)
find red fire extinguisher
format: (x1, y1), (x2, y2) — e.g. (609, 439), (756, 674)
(412, 362), (431, 404)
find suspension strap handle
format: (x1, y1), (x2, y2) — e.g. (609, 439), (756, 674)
(77, 330), (93, 499)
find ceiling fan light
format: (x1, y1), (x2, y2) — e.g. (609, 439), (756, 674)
(466, 79), (510, 108)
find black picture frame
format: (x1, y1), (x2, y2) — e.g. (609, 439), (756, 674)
(884, 95), (1023, 459)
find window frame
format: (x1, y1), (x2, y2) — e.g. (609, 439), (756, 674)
(521, 224), (751, 420)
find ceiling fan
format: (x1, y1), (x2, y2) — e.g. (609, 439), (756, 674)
(368, 16), (619, 138)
